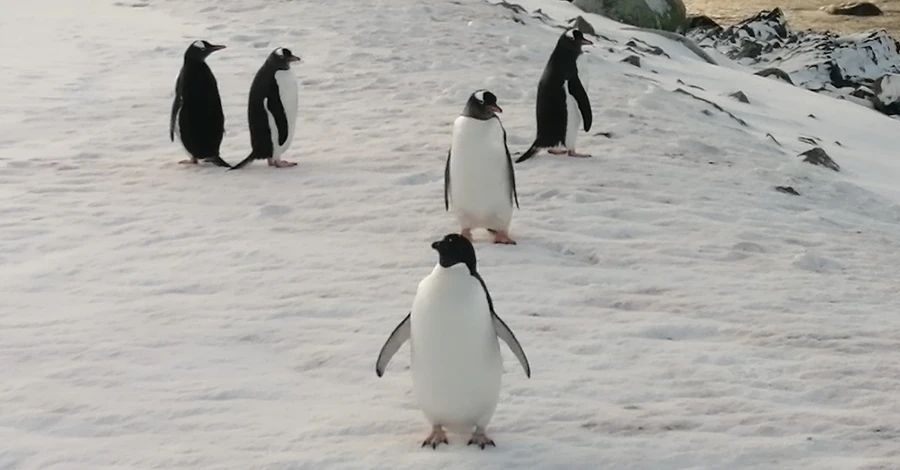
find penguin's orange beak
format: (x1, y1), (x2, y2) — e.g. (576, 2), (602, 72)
(580, 38), (593, 46)
(489, 105), (502, 113)
(288, 55), (302, 63)
(210, 44), (226, 52)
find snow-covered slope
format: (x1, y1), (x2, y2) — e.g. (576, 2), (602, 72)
(1, 0), (900, 469)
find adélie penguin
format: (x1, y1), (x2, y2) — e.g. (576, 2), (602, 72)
(444, 90), (519, 245)
(169, 40), (232, 168)
(516, 28), (594, 163)
(376, 234), (531, 449)
(231, 47), (302, 170)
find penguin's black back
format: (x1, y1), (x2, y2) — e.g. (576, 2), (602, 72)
(533, 51), (580, 148)
(174, 60), (225, 159)
(245, 63), (278, 161)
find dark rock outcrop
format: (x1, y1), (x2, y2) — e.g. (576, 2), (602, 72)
(775, 186), (801, 196)
(755, 67), (794, 85)
(823, 2), (883, 16)
(728, 91), (750, 103)
(799, 147), (840, 172)
(621, 55), (642, 67)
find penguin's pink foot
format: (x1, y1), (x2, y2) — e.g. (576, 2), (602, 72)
(547, 148), (568, 155)
(491, 231), (516, 245)
(422, 425), (448, 449)
(467, 429), (495, 449)
(178, 157), (199, 164)
(567, 149), (592, 158)
(460, 228), (474, 241)
(267, 158), (297, 168)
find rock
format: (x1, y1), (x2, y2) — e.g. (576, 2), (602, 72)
(572, 0), (687, 32)
(775, 186), (800, 196)
(684, 8), (900, 118)
(823, 2), (883, 16)
(735, 40), (764, 59)
(871, 74), (900, 115)
(755, 67), (794, 85)
(568, 15), (597, 36)
(799, 147), (840, 172)
(621, 55), (642, 67)
(728, 91), (750, 103)
(687, 14), (720, 31)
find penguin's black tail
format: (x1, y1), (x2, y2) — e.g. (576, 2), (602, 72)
(514, 142), (539, 164)
(229, 154), (256, 171)
(206, 156), (233, 169)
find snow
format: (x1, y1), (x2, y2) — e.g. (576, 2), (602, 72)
(2, 0), (900, 468)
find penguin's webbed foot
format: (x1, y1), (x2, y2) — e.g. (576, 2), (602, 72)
(547, 148), (568, 155)
(567, 149), (592, 158)
(491, 231), (516, 245)
(422, 425), (449, 449)
(267, 158), (297, 168)
(460, 228), (473, 241)
(467, 430), (496, 450)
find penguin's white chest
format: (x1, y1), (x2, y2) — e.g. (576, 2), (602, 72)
(564, 54), (589, 149)
(410, 265), (502, 431)
(448, 116), (513, 231)
(265, 69), (299, 157)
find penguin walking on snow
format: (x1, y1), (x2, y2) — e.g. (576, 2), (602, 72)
(169, 40), (232, 168)
(444, 90), (520, 245)
(376, 234), (531, 449)
(231, 47), (302, 170)
(516, 29), (594, 163)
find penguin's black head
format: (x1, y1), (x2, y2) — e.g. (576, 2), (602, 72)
(184, 40), (225, 61)
(268, 47), (302, 70)
(560, 28), (593, 51)
(463, 89), (502, 120)
(431, 233), (477, 274)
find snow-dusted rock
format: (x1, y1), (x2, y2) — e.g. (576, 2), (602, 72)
(686, 8), (900, 117)
(572, 0), (686, 32)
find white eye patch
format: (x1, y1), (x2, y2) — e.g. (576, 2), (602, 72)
(192, 40), (206, 50)
(473, 90), (486, 103)
(275, 47), (284, 57)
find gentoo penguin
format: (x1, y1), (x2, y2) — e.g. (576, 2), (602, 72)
(444, 90), (520, 245)
(231, 47), (302, 170)
(169, 40), (232, 168)
(376, 233), (531, 449)
(516, 28), (593, 163)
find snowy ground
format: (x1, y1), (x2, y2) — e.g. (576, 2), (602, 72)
(2, 0), (900, 469)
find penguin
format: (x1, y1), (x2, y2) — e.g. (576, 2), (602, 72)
(444, 90), (520, 245)
(169, 40), (232, 168)
(376, 233), (531, 449)
(231, 47), (302, 170)
(516, 28), (594, 163)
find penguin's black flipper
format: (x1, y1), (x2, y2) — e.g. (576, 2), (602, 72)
(515, 141), (539, 164)
(443, 149), (451, 211)
(266, 85), (290, 146)
(205, 156), (233, 169)
(229, 154), (256, 170)
(498, 120), (519, 208)
(568, 77), (592, 132)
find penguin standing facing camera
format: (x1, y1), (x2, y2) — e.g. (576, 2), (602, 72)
(169, 40), (232, 168)
(231, 47), (302, 170)
(444, 90), (519, 245)
(516, 29), (594, 163)
(376, 233), (531, 449)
